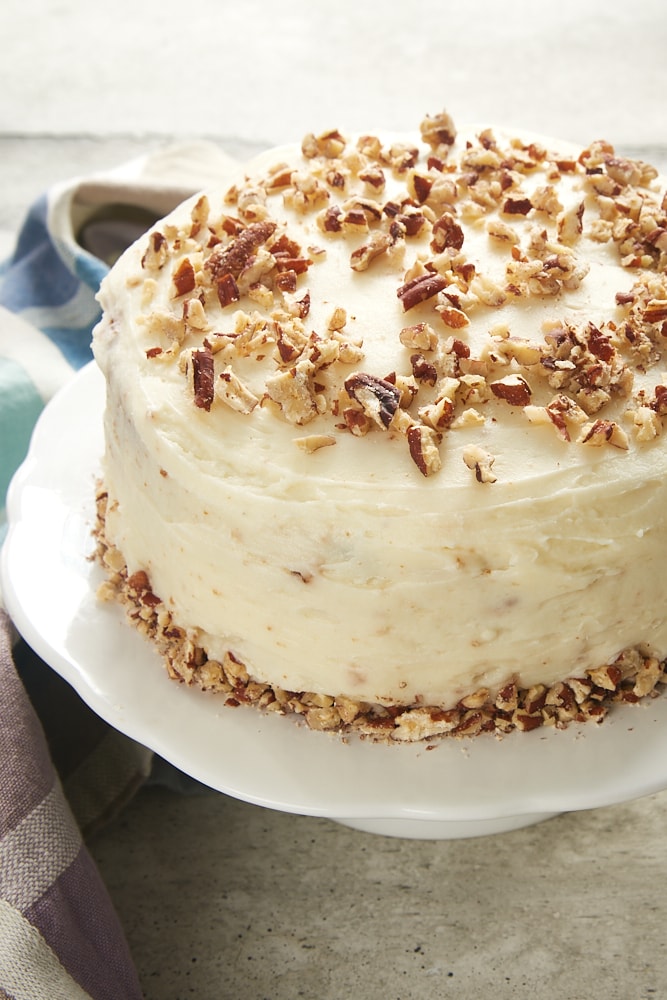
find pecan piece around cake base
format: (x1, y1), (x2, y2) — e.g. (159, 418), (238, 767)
(93, 489), (667, 745)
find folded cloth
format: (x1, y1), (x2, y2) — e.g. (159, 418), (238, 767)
(0, 141), (239, 997)
(0, 610), (145, 1000)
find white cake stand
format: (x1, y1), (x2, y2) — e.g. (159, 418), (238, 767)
(4, 363), (667, 840)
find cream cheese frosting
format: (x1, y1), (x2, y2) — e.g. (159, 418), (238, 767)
(92, 110), (667, 738)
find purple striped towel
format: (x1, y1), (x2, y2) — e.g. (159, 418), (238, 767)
(0, 610), (145, 999)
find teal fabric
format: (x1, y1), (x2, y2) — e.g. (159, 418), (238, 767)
(0, 357), (44, 539)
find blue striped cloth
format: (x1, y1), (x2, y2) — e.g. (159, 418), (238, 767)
(0, 141), (238, 999)
(0, 195), (100, 539)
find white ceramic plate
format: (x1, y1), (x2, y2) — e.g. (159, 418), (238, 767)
(4, 362), (667, 839)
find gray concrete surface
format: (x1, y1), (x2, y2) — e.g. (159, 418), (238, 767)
(88, 789), (667, 1000)
(90, 787), (667, 1000)
(3, 1), (667, 996)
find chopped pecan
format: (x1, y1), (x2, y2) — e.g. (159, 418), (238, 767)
(512, 711), (543, 733)
(350, 231), (394, 272)
(294, 434), (337, 453)
(388, 143), (419, 173)
(319, 205), (343, 233)
(286, 291), (311, 320)
(397, 272), (448, 311)
(217, 367), (259, 414)
(420, 109), (457, 149)
(327, 306), (347, 332)
(235, 184), (269, 222)
(642, 299), (667, 324)
(615, 288), (637, 307)
(265, 361), (318, 425)
(206, 221), (277, 280)
(494, 336), (542, 366)
(587, 664), (622, 691)
(215, 272), (240, 308)
(192, 341), (215, 411)
(394, 373), (419, 407)
(524, 685), (547, 714)
(530, 185), (563, 217)
(430, 213), (464, 252)
(651, 383), (667, 415)
(418, 396), (455, 430)
(399, 322), (438, 351)
(172, 256), (196, 297)
(141, 231), (168, 270)
(407, 424), (442, 476)
(410, 353), (438, 385)
(408, 172), (434, 204)
(344, 372), (401, 429)
(487, 219), (519, 244)
(343, 196), (383, 225)
(633, 657), (663, 698)
(632, 405), (661, 441)
(127, 570), (161, 607)
(275, 323), (306, 363)
(462, 445), (496, 483)
(420, 110), (457, 150)
(341, 208), (369, 233)
(272, 239), (312, 274)
(459, 688), (490, 710)
(646, 228), (667, 253)
(567, 677), (593, 704)
(495, 682), (518, 712)
(586, 323), (614, 361)
(490, 374), (532, 406)
(546, 394), (587, 440)
(264, 164), (294, 190)
(502, 196), (533, 216)
(183, 297), (209, 332)
(437, 304), (470, 329)
(306, 705), (342, 731)
(545, 682), (577, 714)
(354, 134), (381, 161)
(558, 201), (585, 245)
(605, 155), (642, 188)
(189, 194), (210, 237)
(341, 407), (372, 436)
(396, 209), (426, 237)
(578, 419), (629, 449)
(359, 165), (386, 191)
(301, 129), (346, 159)
(274, 270), (298, 293)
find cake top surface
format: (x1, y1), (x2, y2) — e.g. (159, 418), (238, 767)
(94, 109), (667, 508)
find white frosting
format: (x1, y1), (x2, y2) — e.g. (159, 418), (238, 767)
(93, 117), (667, 709)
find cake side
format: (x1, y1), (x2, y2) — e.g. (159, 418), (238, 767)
(92, 110), (667, 738)
(94, 487), (666, 741)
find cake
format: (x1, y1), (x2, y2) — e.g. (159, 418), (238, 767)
(92, 109), (667, 741)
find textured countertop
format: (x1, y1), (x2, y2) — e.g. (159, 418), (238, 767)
(3, 1), (667, 997)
